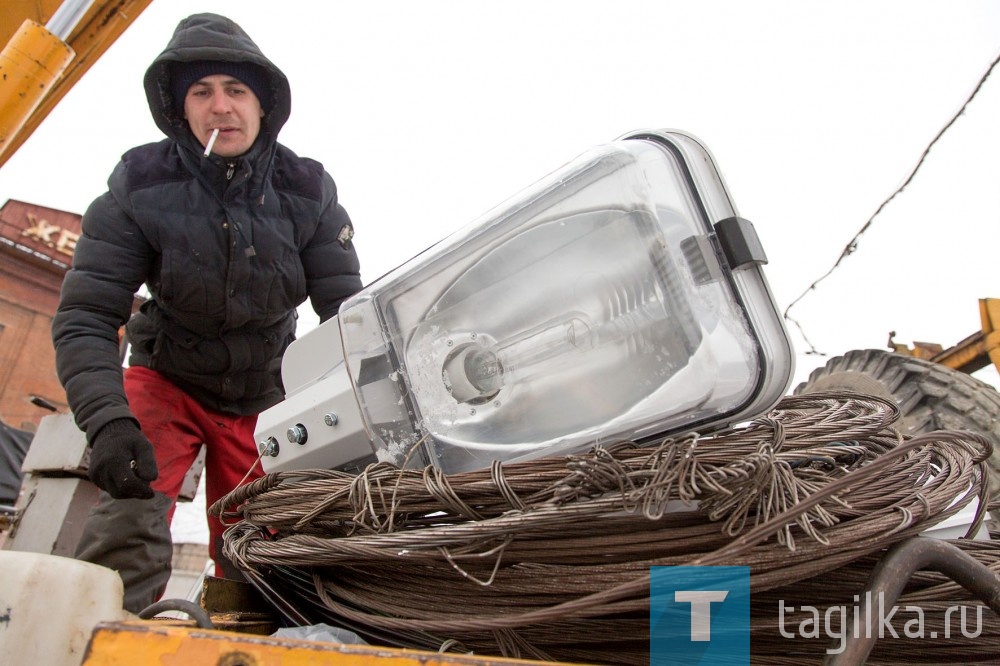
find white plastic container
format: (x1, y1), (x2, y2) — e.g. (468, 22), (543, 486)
(0, 551), (131, 666)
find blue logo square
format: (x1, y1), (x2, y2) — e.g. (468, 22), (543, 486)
(650, 565), (750, 665)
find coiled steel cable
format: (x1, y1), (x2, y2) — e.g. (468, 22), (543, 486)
(211, 393), (995, 664)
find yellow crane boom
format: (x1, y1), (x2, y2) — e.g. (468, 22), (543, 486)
(0, 0), (153, 168)
(889, 297), (1000, 375)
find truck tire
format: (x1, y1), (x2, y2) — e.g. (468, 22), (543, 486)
(793, 348), (1000, 498)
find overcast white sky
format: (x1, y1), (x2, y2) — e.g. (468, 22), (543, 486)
(4, 0), (999, 391)
(6, 0), (997, 543)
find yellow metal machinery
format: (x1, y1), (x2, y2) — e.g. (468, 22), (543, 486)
(0, 17), (74, 156)
(889, 297), (1000, 375)
(82, 622), (555, 666)
(0, 0), (154, 167)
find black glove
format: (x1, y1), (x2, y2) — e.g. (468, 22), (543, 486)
(88, 419), (159, 500)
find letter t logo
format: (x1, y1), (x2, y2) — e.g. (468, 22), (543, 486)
(674, 590), (729, 641)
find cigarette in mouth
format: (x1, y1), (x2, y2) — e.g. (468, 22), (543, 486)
(204, 128), (220, 157)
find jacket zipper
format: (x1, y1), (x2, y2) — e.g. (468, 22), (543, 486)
(226, 161), (236, 180)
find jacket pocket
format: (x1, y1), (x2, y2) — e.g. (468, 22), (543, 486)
(151, 318), (228, 379)
(253, 248), (306, 317)
(160, 248), (211, 314)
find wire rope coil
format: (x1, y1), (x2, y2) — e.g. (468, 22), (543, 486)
(212, 393), (995, 664)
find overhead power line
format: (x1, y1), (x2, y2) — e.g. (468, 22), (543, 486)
(784, 48), (1000, 356)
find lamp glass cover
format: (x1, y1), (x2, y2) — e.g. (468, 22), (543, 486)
(337, 131), (793, 473)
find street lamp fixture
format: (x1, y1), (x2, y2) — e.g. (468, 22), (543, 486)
(256, 130), (795, 475)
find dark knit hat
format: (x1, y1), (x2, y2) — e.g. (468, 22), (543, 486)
(171, 60), (271, 112)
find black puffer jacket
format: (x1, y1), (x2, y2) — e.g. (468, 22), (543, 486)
(52, 13), (362, 441)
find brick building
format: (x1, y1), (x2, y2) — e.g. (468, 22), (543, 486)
(0, 199), (81, 431)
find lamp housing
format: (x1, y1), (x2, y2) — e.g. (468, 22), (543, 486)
(256, 129), (795, 475)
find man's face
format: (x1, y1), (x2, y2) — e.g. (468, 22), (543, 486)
(183, 74), (264, 157)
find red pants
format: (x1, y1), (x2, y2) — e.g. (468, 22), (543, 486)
(124, 366), (263, 576)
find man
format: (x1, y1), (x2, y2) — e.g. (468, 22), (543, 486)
(51, 13), (362, 613)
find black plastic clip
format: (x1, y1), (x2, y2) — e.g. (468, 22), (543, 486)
(714, 217), (768, 270)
